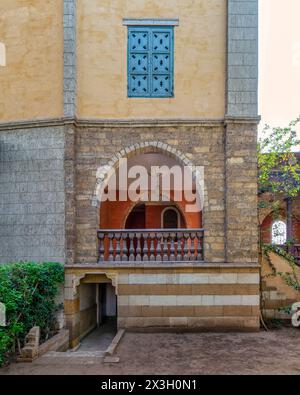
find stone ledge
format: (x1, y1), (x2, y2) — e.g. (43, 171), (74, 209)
(104, 329), (125, 357)
(65, 262), (260, 269)
(224, 115), (261, 125)
(0, 116), (262, 131)
(0, 117), (225, 130)
(0, 116), (261, 131)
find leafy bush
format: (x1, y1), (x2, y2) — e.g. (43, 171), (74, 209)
(0, 262), (64, 366)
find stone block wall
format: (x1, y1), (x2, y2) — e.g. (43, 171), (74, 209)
(261, 251), (300, 321)
(117, 266), (260, 331)
(64, 265), (260, 344)
(73, 122), (226, 264)
(225, 121), (258, 263)
(227, 0), (258, 117)
(0, 125), (65, 263)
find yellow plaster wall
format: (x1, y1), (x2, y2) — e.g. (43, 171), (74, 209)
(77, 0), (226, 119)
(0, 0), (63, 121)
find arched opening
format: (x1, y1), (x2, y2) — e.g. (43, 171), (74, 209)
(125, 203), (146, 229)
(272, 220), (287, 245)
(98, 148), (204, 263)
(162, 207), (180, 228)
(100, 151), (202, 230)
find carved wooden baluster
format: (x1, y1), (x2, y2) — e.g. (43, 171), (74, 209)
(121, 233), (128, 261)
(183, 232), (189, 261)
(136, 232), (142, 262)
(190, 232), (196, 261)
(98, 233), (105, 262)
(163, 233), (169, 261)
(143, 233), (150, 262)
(108, 232), (114, 262)
(128, 233), (135, 261)
(149, 232), (156, 262)
(156, 233), (163, 262)
(176, 232), (183, 261)
(196, 232), (202, 261)
(114, 232), (121, 261)
(170, 232), (176, 261)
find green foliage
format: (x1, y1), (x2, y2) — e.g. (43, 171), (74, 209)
(0, 262), (64, 366)
(258, 117), (300, 199)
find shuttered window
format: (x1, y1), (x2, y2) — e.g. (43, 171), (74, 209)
(127, 26), (174, 98)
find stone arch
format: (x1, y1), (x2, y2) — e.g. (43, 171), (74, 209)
(92, 140), (204, 210)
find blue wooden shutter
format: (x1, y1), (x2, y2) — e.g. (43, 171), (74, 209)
(128, 26), (174, 98)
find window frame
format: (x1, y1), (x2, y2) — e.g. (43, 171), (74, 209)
(127, 25), (175, 98)
(271, 220), (287, 245)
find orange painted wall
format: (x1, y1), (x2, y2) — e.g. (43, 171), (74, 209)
(100, 194), (202, 229)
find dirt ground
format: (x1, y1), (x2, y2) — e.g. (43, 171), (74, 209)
(1, 328), (300, 375)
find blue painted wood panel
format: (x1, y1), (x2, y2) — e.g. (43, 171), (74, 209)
(128, 26), (174, 98)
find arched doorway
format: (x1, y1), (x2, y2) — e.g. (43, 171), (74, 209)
(125, 203), (146, 229)
(162, 207), (180, 228)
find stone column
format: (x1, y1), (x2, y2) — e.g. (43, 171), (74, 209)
(225, 120), (258, 263)
(225, 0), (259, 263)
(64, 273), (82, 348)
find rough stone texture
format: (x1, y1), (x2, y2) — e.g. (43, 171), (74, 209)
(74, 123), (226, 264)
(17, 326), (40, 362)
(64, 124), (77, 264)
(227, 0), (258, 117)
(261, 251), (300, 320)
(0, 126), (65, 263)
(38, 329), (70, 356)
(64, 0), (77, 117)
(17, 328), (69, 362)
(225, 121), (258, 263)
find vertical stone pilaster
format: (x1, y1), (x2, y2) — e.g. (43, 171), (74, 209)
(64, 273), (83, 348)
(227, 0), (258, 118)
(225, 1), (259, 263)
(225, 120), (258, 263)
(64, 124), (77, 265)
(63, 0), (77, 117)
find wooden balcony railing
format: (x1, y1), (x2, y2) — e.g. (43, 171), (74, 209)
(97, 229), (204, 263)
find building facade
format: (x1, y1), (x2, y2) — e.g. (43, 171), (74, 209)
(0, 0), (260, 346)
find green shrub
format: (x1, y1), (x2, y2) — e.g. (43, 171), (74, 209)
(0, 262), (64, 366)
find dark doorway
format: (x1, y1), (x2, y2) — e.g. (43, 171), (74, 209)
(99, 283), (117, 325)
(163, 208), (179, 228)
(125, 203), (146, 229)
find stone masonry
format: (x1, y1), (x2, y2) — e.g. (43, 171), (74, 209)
(73, 121), (226, 264)
(227, 0), (258, 117)
(0, 124), (65, 263)
(0, 0), (260, 339)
